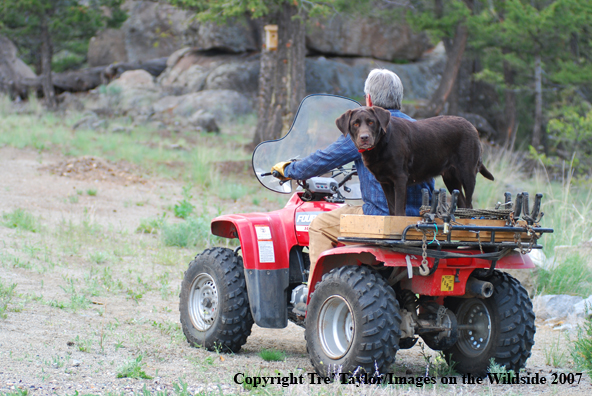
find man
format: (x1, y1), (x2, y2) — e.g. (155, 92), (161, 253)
(271, 69), (435, 279)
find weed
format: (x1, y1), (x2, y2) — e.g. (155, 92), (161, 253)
(543, 333), (569, 367)
(259, 348), (286, 362)
(572, 309), (592, 377)
(174, 186), (195, 219)
(136, 215), (165, 234)
(116, 355), (152, 379)
(74, 335), (92, 353)
(68, 195), (79, 204)
(47, 299), (66, 309)
(2, 208), (40, 232)
(487, 358), (516, 381)
(536, 253), (592, 297)
(87, 189), (98, 196)
(126, 288), (144, 304)
(60, 277), (91, 311)
(157, 272), (173, 300)
(0, 280), (17, 319)
(89, 251), (110, 265)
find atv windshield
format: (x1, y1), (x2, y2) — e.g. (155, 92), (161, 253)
(252, 94), (361, 198)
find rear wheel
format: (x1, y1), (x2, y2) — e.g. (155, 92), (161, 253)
(444, 271), (535, 376)
(179, 247), (253, 352)
(305, 266), (401, 377)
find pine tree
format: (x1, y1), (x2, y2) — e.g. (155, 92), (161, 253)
(0, 0), (126, 109)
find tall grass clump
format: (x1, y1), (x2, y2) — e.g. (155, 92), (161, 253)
(116, 355), (152, 379)
(478, 147), (592, 257)
(531, 161), (592, 254)
(2, 209), (41, 232)
(536, 254), (592, 297)
(474, 146), (530, 208)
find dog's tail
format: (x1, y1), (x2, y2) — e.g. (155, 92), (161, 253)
(479, 163), (495, 181)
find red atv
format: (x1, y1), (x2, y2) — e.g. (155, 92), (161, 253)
(179, 94), (552, 377)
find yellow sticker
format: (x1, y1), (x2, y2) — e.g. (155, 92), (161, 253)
(441, 275), (454, 291)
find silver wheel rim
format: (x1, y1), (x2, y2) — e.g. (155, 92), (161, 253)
(318, 295), (354, 359)
(456, 300), (492, 357)
(188, 273), (218, 331)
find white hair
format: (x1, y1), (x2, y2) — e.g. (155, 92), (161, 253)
(363, 69), (404, 110)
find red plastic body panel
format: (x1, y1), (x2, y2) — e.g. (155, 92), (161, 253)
(210, 192), (340, 270)
(308, 245), (535, 298)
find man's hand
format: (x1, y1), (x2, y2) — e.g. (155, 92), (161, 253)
(271, 161), (292, 181)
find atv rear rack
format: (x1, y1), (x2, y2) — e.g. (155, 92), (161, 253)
(340, 222), (553, 248)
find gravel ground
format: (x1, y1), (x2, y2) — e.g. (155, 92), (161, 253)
(0, 147), (590, 396)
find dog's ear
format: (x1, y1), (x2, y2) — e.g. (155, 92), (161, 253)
(371, 106), (391, 134)
(335, 110), (353, 136)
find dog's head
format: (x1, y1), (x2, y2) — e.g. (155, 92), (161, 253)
(335, 107), (391, 152)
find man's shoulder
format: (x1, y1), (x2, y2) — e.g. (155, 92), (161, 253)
(388, 109), (415, 122)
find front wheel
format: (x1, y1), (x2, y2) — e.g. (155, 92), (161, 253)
(444, 271), (535, 376)
(179, 247), (253, 352)
(305, 266), (402, 377)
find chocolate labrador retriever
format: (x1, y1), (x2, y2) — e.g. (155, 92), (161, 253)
(336, 106), (494, 216)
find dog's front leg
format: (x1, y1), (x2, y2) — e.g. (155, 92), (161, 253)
(379, 182), (397, 216)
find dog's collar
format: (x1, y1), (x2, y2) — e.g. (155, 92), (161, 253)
(358, 147), (374, 153)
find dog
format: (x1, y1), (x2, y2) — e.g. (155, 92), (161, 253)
(336, 106), (494, 216)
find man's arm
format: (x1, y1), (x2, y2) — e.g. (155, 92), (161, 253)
(284, 135), (360, 180)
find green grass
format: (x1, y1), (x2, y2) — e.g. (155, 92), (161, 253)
(0, 280), (17, 319)
(0, 104), (251, 189)
(136, 216), (164, 234)
(258, 348), (286, 362)
(536, 254), (592, 297)
(2, 209), (41, 232)
(477, 147), (592, 256)
(116, 355), (153, 379)
(573, 313), (592, 377)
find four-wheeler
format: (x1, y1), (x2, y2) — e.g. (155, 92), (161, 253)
(179, 94), (552, 377)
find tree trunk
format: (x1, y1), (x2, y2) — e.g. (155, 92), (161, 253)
(532, 53), (543, 150)
(252, 5), (306, 147)
(417, 0), (471, 118)
(502, 58), (517, 148)
(40, 18), (57, 109)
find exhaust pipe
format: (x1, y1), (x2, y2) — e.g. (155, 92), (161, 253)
(465, 278), (494, 298)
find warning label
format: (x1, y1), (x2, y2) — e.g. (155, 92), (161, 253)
(441, 275), (454, 291)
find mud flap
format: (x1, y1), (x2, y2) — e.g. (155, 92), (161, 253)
(244, 268), (289, 328)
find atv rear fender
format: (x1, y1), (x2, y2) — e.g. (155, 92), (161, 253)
(308, 245), (535, 300)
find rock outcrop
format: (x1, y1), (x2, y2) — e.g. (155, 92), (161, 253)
(88, 29), (128, 66)
(0, 35), (37, 98)
(89, 1), (431, 67)
(306, 14), (432, 62)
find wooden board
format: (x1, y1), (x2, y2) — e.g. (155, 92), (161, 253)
(340, 214), (528, 242)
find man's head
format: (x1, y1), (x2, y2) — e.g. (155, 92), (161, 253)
(364, 69), (404, 110)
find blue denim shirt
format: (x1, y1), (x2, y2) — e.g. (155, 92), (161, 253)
(284, 109), (435, 216)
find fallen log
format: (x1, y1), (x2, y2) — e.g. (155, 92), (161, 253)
(15, 57), (168, 94)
